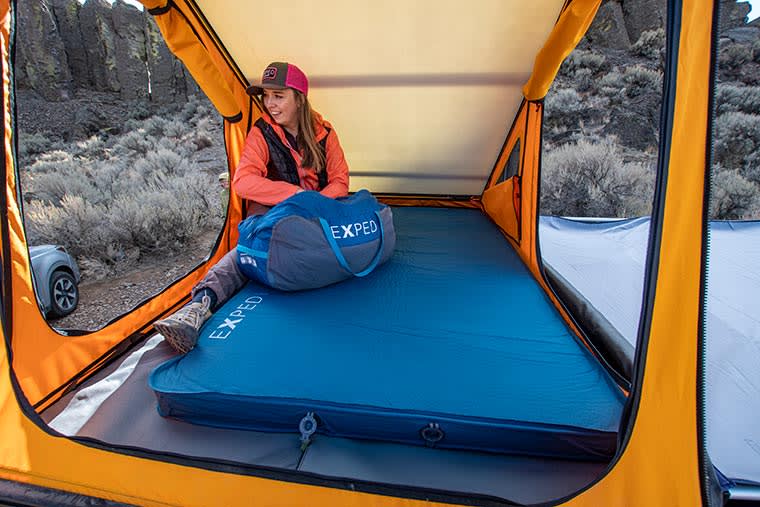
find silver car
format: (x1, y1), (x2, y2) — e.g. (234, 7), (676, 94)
(29, 245), (81, 318)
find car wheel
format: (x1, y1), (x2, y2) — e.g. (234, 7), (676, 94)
(49, 270), (79, 318)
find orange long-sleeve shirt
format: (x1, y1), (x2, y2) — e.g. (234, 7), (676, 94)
(232, 111), (349, 206)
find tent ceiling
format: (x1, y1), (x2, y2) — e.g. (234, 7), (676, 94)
(197, 1), (564, 195)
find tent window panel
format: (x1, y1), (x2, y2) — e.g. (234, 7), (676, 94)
(539, 2), (666, 382)
(703, 15), (760, 495)
(497, 139), (521, 184)
(15, 1), (227, 332)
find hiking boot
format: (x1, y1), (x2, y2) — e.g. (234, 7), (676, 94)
(154, 295), (212, 354)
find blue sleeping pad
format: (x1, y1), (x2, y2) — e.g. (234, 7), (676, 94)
(150, 207), (625, 460)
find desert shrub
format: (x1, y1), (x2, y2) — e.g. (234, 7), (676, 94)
(22, 158), (100, 205)
(713, 112), (760, 171)
(179, 98), (201, 121)
(163, 119), (188, 139)
(122, 117), (144, 133)
(127, 101), (151, 122)
(133, 148), (190, 177)
(599, 70), (625, 97)
(155, 136), (196, 158)
(193, 101), (211, 118)
(541, 137), (655, 217)
(25, 196), (118, 261)
(26, 149), (73, 168)
(598, 73), (625, 101)
(109, 101), (217, 159)
(193, 116), (219, 149)
(622, 65), (662, 98)
(178, 96), (211, 121)
(116, 130), (157, 155)
(89, 160), (136, 201)
(141, 116), (170, 138)
(544, 88), (584, 131)
(559, 50), (609, 78)
(600, 71), (624, 89)
(20, 94), (225, 278)
(742, 149), (760, 185)
(22, 141), (222, 269)
(709, 165), (760, 219)
(25, 166), (219, 266)
(73, 135), (108, 158)
(18, 132), (54, 161)
(109, 176), (214, 254)
(27, 170), (100, 206)
(715, 84), (760, 115)
(719, 42), (752, 79)
(574, 68), (594, 93)
(631, 28), (665, 60)
(192, 132), (215, 151)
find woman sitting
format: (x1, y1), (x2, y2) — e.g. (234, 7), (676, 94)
(154, 61), (349, 354)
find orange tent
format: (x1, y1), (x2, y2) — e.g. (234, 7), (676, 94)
(0, 0), (724, 505)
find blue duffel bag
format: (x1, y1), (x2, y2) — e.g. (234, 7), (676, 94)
(236, 189), (396, 291)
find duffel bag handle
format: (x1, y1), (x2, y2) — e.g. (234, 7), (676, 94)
(318, 211), (385, 278)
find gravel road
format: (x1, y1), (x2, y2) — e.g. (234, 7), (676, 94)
(50, 235), (217, 332)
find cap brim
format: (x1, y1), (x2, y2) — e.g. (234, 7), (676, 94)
(245, 83), (288, 96)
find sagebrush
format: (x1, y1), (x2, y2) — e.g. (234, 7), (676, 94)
(540, 138), (655, 218)
(543, 25), (760, 220)
(19, 95), (226, 279)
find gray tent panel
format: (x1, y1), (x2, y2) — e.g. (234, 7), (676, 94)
(42, 337), (607, 503)
(539, 216), (760, 486)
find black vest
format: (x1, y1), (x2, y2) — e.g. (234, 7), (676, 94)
(253, 118), (329, 190)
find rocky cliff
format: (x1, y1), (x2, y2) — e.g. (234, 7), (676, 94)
(16, 0), (198, 102)
(583, 0), (752, 49)
(16, 0), (755, 103)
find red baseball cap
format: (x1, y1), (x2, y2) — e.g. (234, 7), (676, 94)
(246, 62), (309, 96)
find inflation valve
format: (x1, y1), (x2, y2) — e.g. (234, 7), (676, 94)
(420, 422), (445, 447)
(299, 412), (318, 451)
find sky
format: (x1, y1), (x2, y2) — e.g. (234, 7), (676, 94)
(748, 0), (759, 20)
(96, 0), (760, 22)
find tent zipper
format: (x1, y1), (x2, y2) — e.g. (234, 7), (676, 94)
(699, 0), (722, 504)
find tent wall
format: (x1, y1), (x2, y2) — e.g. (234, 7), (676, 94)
(564, 0), (715, 503)
(189, 0), (567, 196)
(482, 101), (528, 243)
(0, 0), (717, 505)
(8, 0), (256, 409)
(522, 0), (602, 101)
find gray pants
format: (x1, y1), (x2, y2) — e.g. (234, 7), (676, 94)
(191, 250), (247, 308)
(193, 203), (273, 308)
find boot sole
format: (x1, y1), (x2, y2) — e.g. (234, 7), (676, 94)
(154, 321), (198, 354)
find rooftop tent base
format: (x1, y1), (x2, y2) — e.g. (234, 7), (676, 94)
(1, 0), (720, 503)
(40, 207), (619, 504)
(42, 337), (609, 505)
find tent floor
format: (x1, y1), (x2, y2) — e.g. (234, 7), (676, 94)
(42, 338), (608, 505)
(41, 207), (618, 504)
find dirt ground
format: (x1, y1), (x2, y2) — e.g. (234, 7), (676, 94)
(49, 232), (217, 332)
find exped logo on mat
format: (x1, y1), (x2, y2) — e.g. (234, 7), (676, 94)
(208, 295), (264, 341)
(329, 220), (378, 240)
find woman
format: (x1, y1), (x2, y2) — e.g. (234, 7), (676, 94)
(154, 62), (349, 354)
